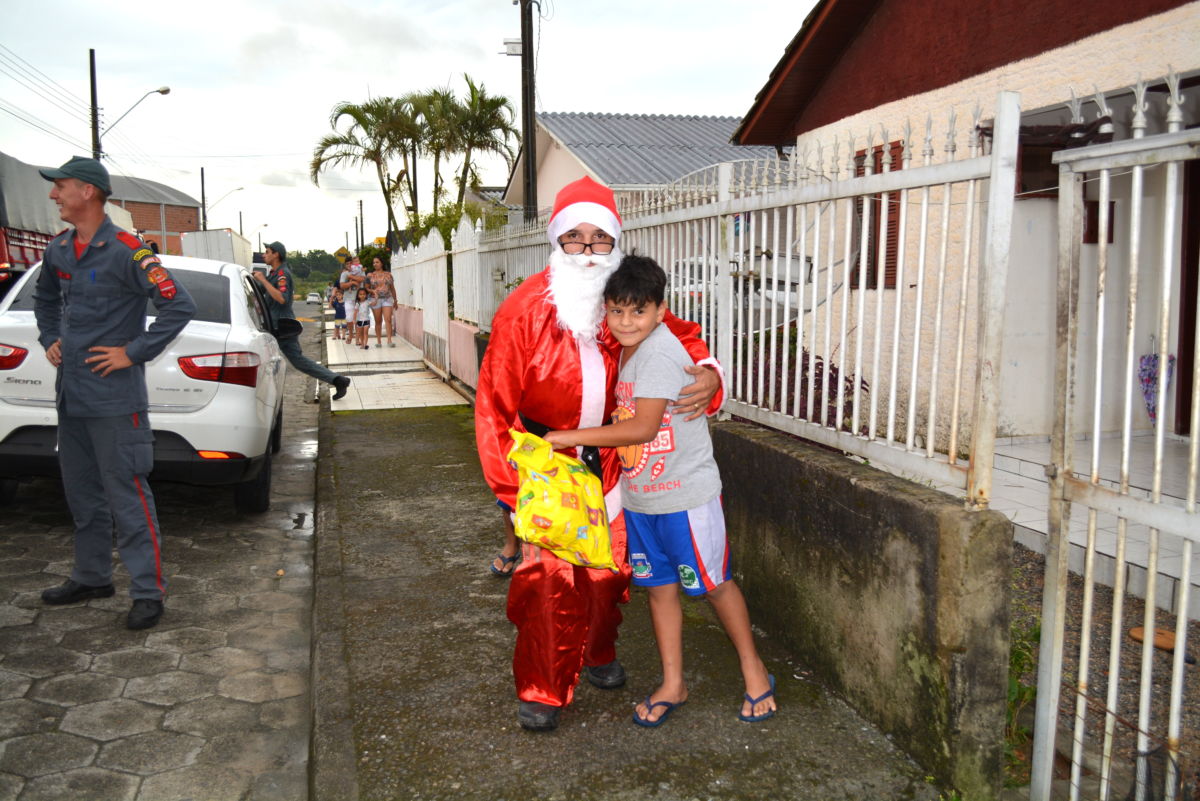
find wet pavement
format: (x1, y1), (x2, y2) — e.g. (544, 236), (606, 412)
(312, 402), (944, 801)
(1, 318), (950, 800)
(0, 322), (321, 801)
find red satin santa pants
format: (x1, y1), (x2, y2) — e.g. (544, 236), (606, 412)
(506, 513), (630, 707)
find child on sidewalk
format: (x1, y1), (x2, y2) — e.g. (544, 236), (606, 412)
(331, 286), (346, 340)
(354, 287), (372, 349)
(544, 255), (776, 728)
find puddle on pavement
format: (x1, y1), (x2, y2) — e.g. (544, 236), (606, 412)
(293, 439), (319, 459)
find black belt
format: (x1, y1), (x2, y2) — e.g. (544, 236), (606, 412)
(519, 414), (603, 479)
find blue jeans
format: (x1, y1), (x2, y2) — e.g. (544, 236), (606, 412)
(278, 333), (339, 384)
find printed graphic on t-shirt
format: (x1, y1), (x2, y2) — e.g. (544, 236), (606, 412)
(612, 380), (675, 479)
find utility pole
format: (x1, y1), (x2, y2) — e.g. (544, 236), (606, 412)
(520, 0), (538, 221)
(358, 199), (364, 248)
(89, 50), (101, 160)
(238, 211), (243, 236)
(200, 167), (207, 231)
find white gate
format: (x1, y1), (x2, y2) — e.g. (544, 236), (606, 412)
(1031, 73), (1200, 800)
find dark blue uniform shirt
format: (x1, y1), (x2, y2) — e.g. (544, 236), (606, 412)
(263, 262), (296, 329)
(34, 216), (196, 417)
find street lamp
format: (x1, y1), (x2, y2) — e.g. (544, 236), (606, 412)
(95, 86), (170, 159)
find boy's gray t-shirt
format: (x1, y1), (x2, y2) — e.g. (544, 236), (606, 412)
(615, 323), (721, 515)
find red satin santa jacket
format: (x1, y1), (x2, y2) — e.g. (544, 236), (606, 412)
(475, 267), (719, 510)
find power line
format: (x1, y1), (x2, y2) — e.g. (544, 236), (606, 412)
(0, 100), (89, 151)
(0, 63), (93, 127)
(0, 45), (91, 116)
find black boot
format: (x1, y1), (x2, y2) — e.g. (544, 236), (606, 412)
(41, 579), (115, 605)
(126, 599), (164, 630)
(583, 659), (626, 689)
(517, 701), (560, 731)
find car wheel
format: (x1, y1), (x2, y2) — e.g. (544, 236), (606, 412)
(233, 453), (272, 514)
(270, 409), (283, 454)
(0, 478), (17, 506)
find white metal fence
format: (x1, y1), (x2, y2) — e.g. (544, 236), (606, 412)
(1031, 73), (1199, 801)
(391, 77), (1198, 799)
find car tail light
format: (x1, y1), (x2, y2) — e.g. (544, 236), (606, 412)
(0, 344), (29, 370)
(197, 450), (245, 460)
(178, 352), (260, 387)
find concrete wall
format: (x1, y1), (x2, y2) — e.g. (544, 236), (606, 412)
(712, 421), (1012, 800)
(391, 305), (423, 352)
(448, 319), (480, 389)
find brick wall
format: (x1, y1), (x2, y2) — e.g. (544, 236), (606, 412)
(111, 200), (199, 255)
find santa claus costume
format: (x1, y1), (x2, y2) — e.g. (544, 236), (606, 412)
(474, 176), (721, 730)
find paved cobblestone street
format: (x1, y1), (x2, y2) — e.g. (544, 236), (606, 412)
(0, 322), (321, 801)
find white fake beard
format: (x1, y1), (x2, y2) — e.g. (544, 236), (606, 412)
(547, 247), (622, 342)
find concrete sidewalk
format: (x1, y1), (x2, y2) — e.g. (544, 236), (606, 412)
(310, 404), (944, 801)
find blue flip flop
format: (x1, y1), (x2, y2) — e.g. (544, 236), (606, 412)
(632, 696), (686, 728)
(738, 674), (777, 722)
(489, 553), (517, 578)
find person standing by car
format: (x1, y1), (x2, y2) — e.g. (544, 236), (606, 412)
(33, 156), (196, 630)
(254, 242), (351, 399)
(366, 256), (395, 348)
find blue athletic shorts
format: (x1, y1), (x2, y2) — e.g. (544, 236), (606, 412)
(625, 495), (729, 596)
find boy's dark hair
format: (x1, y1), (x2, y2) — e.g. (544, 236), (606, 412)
(604, 255), (666, 306)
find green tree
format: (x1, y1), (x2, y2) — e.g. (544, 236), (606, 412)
(452, 75), (517, 213)
(411, 88), (461, 210)
(310, 98), (405, 240)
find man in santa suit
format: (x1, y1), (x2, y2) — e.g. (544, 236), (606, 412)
(475, 176), (723, 731)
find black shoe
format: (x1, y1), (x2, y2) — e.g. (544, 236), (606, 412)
(332, 376), (351, 400)
(41, 579), (115, 605)
(517, 701), (560, 731)
(583, 659), (626, 689)
(126, 599), (164, 630)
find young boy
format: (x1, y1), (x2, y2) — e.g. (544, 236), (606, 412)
(545, 255), (776, 728)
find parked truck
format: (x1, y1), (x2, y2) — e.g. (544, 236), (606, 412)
(181, 229), (253, 268)
(0, 151), (133, 301)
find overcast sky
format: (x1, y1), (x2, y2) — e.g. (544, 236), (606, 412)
(1, 0), (815, 253)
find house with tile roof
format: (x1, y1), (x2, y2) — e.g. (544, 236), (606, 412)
(501, 112), (779, 213)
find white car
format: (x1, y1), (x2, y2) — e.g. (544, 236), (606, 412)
(305, 292), (322, 304)
(0, 255), (287, 513)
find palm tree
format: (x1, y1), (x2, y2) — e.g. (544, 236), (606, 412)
(309, 98), (405, 240)
(452, 75), (517, 213)
(386, 93), (426, 223)
(411, 88), (461, 209)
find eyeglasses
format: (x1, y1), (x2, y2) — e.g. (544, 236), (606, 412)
(557, 235), (614, 255)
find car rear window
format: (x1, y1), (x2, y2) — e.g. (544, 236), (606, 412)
(9, 265), (230, 324)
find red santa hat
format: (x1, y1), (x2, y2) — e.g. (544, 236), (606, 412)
(546, 176), (622, 247)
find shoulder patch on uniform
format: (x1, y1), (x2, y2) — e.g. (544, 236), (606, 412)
(116, 231), (142, 250)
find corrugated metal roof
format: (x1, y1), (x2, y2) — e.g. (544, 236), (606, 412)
(539, 113), (778, 187)
(109, 174), (199, 207)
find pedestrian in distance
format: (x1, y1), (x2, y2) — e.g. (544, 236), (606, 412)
(254, 242), (351, 399)
(33, 156), (197, 630)
(474, 176), (724, 732)
(331, 285), (346, 341)
(338, 256), (365, 331)
(545, 255), (776, 727)
(366, 255), (395, 348)
(353, 286), (372, 349)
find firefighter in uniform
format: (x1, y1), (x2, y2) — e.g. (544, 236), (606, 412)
(253, 241), (351, 399)
(34, 156), (196, 630)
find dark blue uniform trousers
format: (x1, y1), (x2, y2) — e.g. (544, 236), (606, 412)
(57, 411), (165, 600)
(278, 334), (339, 384)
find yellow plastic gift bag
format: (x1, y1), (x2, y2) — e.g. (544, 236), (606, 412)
(506, 429), (617, 571)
